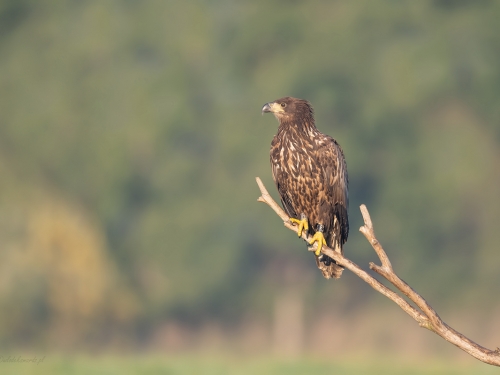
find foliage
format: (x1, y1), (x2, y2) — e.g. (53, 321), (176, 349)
(0, 0), (499, 349)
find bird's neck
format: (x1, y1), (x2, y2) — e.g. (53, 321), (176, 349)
(277, 118), (318, 139)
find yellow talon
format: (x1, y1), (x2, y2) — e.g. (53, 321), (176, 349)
(290, 217), (308, 237)
(309, 231), (327, 256)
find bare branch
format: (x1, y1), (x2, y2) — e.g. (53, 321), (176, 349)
(256, 177), (500, 367)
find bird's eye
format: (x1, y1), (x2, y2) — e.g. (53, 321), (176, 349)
(281, 103), (286, 108)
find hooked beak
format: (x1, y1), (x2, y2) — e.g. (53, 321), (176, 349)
(261, 102), (272, 114)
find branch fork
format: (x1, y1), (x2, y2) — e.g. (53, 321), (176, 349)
(256, 177), (500, 367)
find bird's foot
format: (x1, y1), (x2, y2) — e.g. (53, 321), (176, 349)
(309, 225), (327, 256)
(290, 214), (308, 237)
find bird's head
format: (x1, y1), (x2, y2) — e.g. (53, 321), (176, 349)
(261, 97), (314, 124)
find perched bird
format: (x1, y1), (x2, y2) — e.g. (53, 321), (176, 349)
(262, 97), (349, 279)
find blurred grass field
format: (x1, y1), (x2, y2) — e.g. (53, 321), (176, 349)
(1, 355), (498, 375)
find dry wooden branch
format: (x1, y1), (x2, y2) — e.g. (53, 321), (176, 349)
(256, 177), (500, 367)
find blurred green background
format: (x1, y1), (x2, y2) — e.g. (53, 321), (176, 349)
(0, 0), (499, 373)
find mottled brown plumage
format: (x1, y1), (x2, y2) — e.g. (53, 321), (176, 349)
(262, 97), (349, 279)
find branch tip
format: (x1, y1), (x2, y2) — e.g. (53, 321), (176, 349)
(359, 204), (373, 229)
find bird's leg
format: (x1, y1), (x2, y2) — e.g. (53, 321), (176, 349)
(290, 213), (309, 237)
(309, 224), (327, 256)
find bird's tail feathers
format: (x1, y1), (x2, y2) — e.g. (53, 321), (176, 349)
(316, 241), (344, 279)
